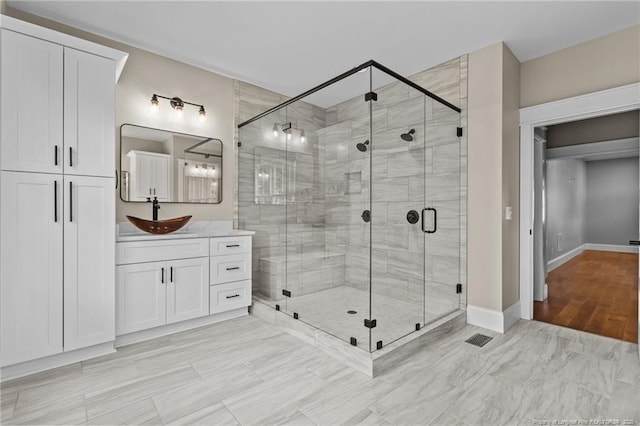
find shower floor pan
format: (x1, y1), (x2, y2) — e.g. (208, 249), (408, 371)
(251, 287), (466, 377)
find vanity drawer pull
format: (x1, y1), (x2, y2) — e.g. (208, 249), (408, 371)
(226, 244), (240, 248)
(226, 294), (240, 299)
(226, 266), (240, 271)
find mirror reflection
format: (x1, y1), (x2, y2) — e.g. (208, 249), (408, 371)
(120, 124), (222, 203)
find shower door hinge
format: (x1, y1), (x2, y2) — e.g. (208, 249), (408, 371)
(456, 127), (463, 137)
(376, 341), (383, 350)
(275, 304), (280, 311)
(456, 283), (462, 294)
(282, 289), (291, 297)
(293, 312), (299, 320)
(364, 91), (378, 102)
(364, 318), (377, 329)
(350, 337), (357, 346)
(237, 141), (242, 147)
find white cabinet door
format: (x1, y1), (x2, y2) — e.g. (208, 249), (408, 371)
(167, 258), (209, 324)
(63, 48), (115, 177)
(116, 262), (166, 335)
(0, 30), (63, 174)
(0, 171), (63, 366)
(63, 176), (115, 350)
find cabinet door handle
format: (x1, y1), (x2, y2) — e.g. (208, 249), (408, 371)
(226, 294), (240, 299)
(226, 244), (240, 248)
(54, 145), (59, 166)
(226, 266), (240, 271)
(69, 147), (73, 167)
(170, 266), (173, 282)
(54, 180), (58, 222)
(69, 181), (73, 222)
(161, 267), (165, 284)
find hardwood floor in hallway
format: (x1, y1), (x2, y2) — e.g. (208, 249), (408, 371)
(535, 250), (638, 343)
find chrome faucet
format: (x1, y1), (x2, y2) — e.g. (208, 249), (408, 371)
(146, 196), (160, 221)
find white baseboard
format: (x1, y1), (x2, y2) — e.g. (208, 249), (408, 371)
(503, 301), (521, 332)
(115, 308), (248, 348)
(1, 342), (116, 382)
(547, 244), (586, 271)
(585, 243), (639, 254)
(543, 283), (548, 300)
(467, 301), (521, 334)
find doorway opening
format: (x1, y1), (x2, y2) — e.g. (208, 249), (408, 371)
(532, 111), (639, 343)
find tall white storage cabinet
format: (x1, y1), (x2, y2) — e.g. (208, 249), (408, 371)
(0, 16), (127, 378)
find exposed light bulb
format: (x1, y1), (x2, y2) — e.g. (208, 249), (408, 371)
(175, 105), (183, 116)
(150, 94), (159, 113)
(272, 123), (279, 137)
(199, 105), (206, 122)
(300, 129), (306, 143)
(287, 132), (291, 141)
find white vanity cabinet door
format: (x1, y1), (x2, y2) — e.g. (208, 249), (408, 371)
(166, 257), (209, 324)
(63, 48), (115, 178)
(116, 262), (166, 335)
(0, 171), (63, 366)
(0, 30), (63, 174)
(63, 176), (115, 351)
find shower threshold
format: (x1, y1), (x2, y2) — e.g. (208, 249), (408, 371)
(250, 297), (466, 377)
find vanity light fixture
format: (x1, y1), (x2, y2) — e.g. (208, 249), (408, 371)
(150, 94), (206, 120)
(300, 129), (306, 143)
(272, 123), (279, 137)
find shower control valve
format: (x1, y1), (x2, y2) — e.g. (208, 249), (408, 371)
(406, 210), (420, 224)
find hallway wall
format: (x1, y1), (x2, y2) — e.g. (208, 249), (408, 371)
(545, 158), (587, 262)
(586, 157), (640, 246)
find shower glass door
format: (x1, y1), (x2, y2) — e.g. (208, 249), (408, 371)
(370, 69), (427, 351)
(237, 113), (288, 312)
(424, 101), (461, 323)
(282, 70), (372, 350)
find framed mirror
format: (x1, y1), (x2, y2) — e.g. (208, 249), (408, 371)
(119, 124), (222, 204)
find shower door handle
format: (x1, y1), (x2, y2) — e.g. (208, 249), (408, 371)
(422, 208), (437, 234)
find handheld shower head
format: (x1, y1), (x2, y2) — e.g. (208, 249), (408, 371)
(401, 129), (416, 142)
(356, 140), (370, 152)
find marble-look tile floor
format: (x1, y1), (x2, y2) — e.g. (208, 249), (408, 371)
(1, 315), (638, 425)
(261, 286), (456, 351)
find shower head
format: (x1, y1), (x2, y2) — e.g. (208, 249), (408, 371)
(401, 129), (416, 142)
(356, 140), (370, 152)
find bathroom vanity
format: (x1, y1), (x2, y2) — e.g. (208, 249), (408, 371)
(115, 222), (254, 346)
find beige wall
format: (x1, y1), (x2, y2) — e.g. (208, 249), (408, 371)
(468, 43), (504, 313)
(521, 25), (640, 108)
(4, 7), (235, 223)
(468, 42), (521, 313)
(501, 44), (520, 310)
(0, 0), (6, 15)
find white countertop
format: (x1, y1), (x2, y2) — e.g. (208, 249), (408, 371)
(116, 220), (255, 242)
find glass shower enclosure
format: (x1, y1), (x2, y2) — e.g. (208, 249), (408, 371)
(238, 61), (462, 352)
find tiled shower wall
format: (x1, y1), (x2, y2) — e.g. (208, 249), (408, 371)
(233, 56), (468, 310)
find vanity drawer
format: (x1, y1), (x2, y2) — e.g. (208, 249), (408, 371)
(209, 280), (251, 314)
(117, 238), (209, 265)
(210, 236), (251, 256)
(210, 253), (251, 284)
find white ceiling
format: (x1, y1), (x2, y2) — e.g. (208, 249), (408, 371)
(7, 1), (640, 107)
